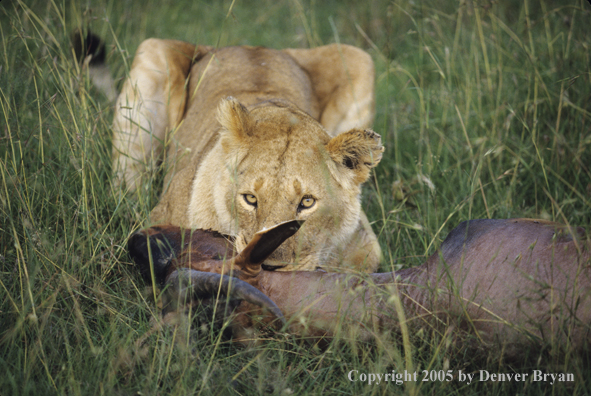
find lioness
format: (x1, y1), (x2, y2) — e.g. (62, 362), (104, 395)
(105, 38), (383, 271)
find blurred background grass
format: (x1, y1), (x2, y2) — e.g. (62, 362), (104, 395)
(1, 0), (590, 394)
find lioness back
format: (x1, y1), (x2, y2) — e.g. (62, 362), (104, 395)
(165, 46), (320, 175)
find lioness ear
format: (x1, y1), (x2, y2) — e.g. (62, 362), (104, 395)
(326, 129), (384, 185)
(217, 97), (255, 153)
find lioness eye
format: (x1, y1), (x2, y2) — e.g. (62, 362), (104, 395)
(299, 196), (315, 209)
(243, 194), (257, 206)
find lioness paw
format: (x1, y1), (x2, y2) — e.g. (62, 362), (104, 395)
(326, 128), (384, 184)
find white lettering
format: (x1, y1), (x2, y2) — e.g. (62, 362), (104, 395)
(458, 370), (466, 382)
(367, 373), (383, 386)
(480, 370), (490, 382)
(531, 370), (575, 384)
(345, 369), (552, 386)
(404, 370), (413, 382)
(458, 370), (474, 385)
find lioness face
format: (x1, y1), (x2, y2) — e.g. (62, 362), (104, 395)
(216, 98), (383, 270)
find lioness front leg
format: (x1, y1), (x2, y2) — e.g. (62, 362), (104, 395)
(112, 39), (201, 190)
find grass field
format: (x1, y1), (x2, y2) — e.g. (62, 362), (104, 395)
(1, 0), (590, 394)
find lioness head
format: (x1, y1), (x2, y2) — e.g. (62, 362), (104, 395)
(192, 97), (383, 270)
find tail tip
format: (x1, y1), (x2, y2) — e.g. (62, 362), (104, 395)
(72, 28), (106, 65)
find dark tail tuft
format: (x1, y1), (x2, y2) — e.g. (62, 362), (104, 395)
(72, 29), (106, 65)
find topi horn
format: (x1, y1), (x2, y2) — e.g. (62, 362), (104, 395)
(233, 219), (304, 276)
(164, 268), (286, 325)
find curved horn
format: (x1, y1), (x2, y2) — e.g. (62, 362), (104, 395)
(234, 219), (304, 276)
(164, 269), (286, 325)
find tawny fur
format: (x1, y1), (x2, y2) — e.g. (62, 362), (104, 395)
(110, 40), (381, 272)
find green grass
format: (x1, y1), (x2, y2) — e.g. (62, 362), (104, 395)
(1, 0), (590, 394)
